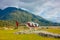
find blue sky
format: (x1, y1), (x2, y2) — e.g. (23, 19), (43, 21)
(0, 0), (60, 23)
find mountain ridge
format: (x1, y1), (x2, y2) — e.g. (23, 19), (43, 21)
(0, 7), (60, 26)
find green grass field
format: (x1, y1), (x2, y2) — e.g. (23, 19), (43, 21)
(0, 26), (60, 40)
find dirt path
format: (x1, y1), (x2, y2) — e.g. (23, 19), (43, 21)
(15, 30), (60, 38)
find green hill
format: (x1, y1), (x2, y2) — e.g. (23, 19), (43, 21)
(0, 7), (60, 27)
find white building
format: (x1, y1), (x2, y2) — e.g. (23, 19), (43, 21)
(26, 22), (39, 30)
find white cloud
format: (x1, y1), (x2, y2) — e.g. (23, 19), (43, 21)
(0, 0), (19, 9)
(30, 0), (60, 22)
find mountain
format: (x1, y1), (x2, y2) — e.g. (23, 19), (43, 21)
(0, 9), (2, 11)
(0, 9), (2, 17)
(0, 7), (60, 26)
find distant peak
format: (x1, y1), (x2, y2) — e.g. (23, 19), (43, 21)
(3, 7), (18, 10)
(0, 9), (2, 11)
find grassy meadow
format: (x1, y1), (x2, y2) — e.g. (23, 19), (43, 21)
(0, 26), (60, 40)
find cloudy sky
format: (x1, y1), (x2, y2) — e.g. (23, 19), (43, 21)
(0, 0), (60, 23)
